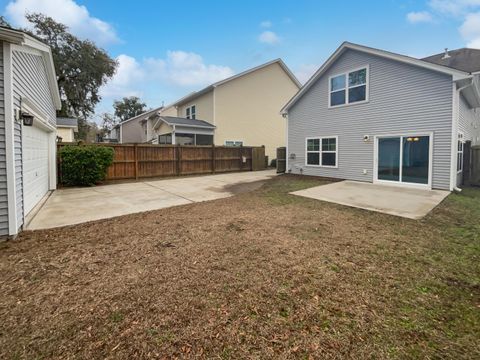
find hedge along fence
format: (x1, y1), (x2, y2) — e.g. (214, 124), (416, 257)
(57, 143), (266, 184)
(58, 145), (114, 186)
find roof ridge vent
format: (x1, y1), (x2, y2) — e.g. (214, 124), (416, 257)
(442, 48), (451, 60)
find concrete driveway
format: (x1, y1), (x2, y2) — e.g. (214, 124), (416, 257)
(291, 180), (450, 219)
(27, 170), (276, 230)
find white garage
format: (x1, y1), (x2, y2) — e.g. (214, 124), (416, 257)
(1, 27), (61, 237)
(22, 122), (52, 215)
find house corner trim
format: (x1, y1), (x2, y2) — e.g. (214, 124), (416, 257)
(3, 42), (18, 235)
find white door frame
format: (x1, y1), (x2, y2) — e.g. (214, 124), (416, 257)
(373, 132), (434, 189)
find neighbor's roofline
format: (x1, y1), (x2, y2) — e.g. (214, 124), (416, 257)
(0, 27), (62, 110)
(281, 41), (471, 114)
(171, 58), (301, 107)
(119, 106), (164, 125)
(158, 116), (216, 129)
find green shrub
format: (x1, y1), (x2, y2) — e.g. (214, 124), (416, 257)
(59, 145), (114, 186)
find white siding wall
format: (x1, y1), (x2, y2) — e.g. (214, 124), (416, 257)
(457, 94), (480, 185)
(11, 49), (56, 228)
(0, 42), (8, 235)
(458, 94), (480, 144)
(287, 49), (453, 190)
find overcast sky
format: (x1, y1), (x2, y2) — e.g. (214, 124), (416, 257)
(2, 0), (480, 122)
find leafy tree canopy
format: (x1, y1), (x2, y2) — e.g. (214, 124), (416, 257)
(113, 96), (147, 122)
(25, 13), (118, 140)
(100, 113), (118, 133)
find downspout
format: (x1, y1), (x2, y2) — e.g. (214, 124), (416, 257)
(172, 124), (176, 145)
(452, 79), (474, 192)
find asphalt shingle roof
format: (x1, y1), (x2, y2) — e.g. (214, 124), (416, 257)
(160, 116), (215, 128)
(422, 48), (480, 73)
(56, 117), (78, 127)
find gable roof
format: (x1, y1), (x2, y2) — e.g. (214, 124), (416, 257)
(159, 116), (215, 129)
(0, 26), (62, 110)
(119, 106), (163, 125)
(172, 58), (301, 107)
(281, 42), (471, 114)
(422, 48), (480, 73)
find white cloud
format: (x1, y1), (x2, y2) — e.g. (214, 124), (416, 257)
(294, 64), (318, 84)
(408, 0), (480, 48)
(100, 55), (145, 98)
(406, 11), (433, 23)
(460, 12), (480, 47)
(428, 0), (480, 16)
(258, 30), (280, 44)
(100, 50), (234, 103)
(260, 20), (272, 28)
(5, 0), (119, 45)
(145, 51), (234, 86)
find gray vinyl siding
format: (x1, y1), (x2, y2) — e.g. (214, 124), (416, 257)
(0, 42), (8, 235)
(457, 94), (480, 185)
(12, 50), (56, 125)
(458, 94), (480, 144)
(287, 49), (453, 190)
(11, 49), (56, 228)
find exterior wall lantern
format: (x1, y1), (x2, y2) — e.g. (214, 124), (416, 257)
(21, 112), (34, 126)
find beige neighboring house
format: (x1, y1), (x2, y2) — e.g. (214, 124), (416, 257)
(114, 59), (301, 159)
(56, 117), (78, 142)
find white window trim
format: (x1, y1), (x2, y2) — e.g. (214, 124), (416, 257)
(185, 104), (196, 119)
(457, 132), (464, 174)
(373, 132), (433, 190)
(328, 65), (369, 108)
(305, 136), (339, 168)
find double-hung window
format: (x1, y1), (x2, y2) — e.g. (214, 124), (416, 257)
(329, 67), (368, 107)
(186, 105), (196, 119)
(306, 136), (338, 167)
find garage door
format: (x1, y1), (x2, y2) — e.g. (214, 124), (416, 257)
(23, 124), (50, 215)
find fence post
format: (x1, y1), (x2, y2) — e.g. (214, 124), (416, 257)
(134, 144), (139, 180)
(250, 147), (254, 171)
(212, 144), (216, 173)
(239, 145), (243, 171)
(176, 144), (182, 175)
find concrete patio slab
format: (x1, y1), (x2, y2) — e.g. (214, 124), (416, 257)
(291, 180), (450, 219)
(27, 170), (276, 230)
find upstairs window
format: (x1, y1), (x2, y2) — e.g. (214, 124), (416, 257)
(329, 67), (368, 107)
(186, 105), (196, 119)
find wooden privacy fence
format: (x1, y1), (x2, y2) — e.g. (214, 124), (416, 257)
(471, 145), (480, 186)
(57, 143), (266, 182)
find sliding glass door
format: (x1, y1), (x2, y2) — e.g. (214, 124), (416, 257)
(376, 135), (430, 186)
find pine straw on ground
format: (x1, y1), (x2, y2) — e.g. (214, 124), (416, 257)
(0, 175), (479, 359)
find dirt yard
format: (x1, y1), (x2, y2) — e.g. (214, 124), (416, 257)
(1, 175), (479, 359)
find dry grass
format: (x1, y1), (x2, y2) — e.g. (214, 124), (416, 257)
(0, 175), (479, 359)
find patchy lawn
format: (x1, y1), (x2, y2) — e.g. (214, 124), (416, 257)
(0, 175), (479, 359)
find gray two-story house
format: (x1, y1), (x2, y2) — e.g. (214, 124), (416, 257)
(281, 42), (480, 191)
